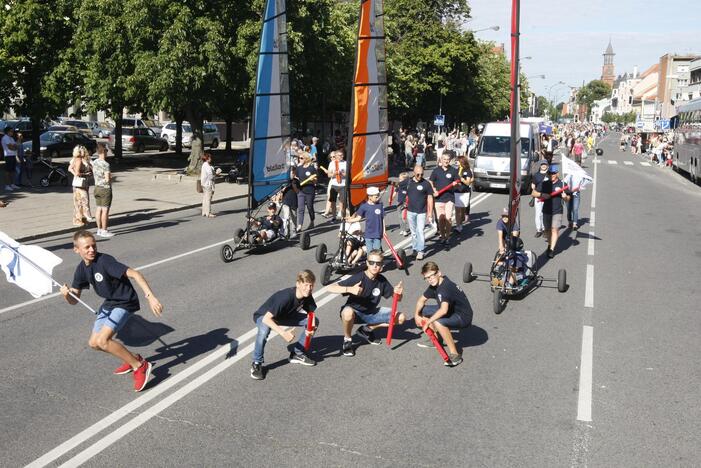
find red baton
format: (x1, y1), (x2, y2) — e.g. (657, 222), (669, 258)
(538, 184), (569, 202)
(382, 233), (403, 268)
(425, 328), (450, 362)
(386, 292), (400, 346)
(304, 311), (315, 351)
(435, 181), (459, 197)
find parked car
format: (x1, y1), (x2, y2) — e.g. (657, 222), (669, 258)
(92, 121), (113, 138)
(23, 131), (97, 159)
(121, 117), (162, 135)
(48, 125), (80, 132)
(109, 127), (169, 153)
(3, 119), (48, 142)
(62, 120), (94, 137)
(160, 121), (220, 149)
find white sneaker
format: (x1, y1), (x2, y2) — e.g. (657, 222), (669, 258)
(416, 252), (425, 260)
(4, 185), (14, 191)
(85, 217), (96, 223)
(101, 230), (115, 238)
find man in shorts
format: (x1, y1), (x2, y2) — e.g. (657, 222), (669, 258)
(92, 143), (114, 238)
(533, 164), (570, 258)
(326, 150), (347, 220)
(328, 250), (404, 356)
(414, 261), (472, 367)
(60, 230), (163, 392)
(250, 270), (318, 380)
(429, 151), (459, 244)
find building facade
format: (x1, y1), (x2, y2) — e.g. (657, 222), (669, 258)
(658, 54), (700, 118)
(601, 40), (616, 87)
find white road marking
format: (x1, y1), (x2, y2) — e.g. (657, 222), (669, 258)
(589, 211), (595, 228)
(29, 195), (495, 466)
(623, 161), (633, 166)
(593, 159), (601, 164)
(587, 231), (595, 256)
(607, 160), (617, 165)
(640, 161), (651, 167)
(584, 264), (594, 308)
(576, 326), (594, 422)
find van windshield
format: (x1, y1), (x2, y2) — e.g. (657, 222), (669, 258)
(479, 136), (530, 157)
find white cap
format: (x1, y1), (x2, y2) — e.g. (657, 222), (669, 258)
(366, 186), (380, 196)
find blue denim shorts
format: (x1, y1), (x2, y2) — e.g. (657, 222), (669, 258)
(342, 305), (392, 325)
(93, 307), (131, 333)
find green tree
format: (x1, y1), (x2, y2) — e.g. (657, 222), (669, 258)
(0, 0), (76, 155)
(576, 79), (611, 109)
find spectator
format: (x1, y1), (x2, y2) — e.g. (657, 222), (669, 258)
(68, 145), (94, 227)
(16, 132), (33, 187)
(454, 155), (473, 230)
(92, 143), (114, 237)
(2, 126), (19, 192)
(200, 152), (217, 218)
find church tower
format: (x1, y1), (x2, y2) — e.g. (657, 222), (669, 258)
(601, 39), (615, 87)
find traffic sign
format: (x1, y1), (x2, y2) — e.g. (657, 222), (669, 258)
(636, 120), (644, 129)
(659, 119), (670, 130)
(434, 115), (445, 126)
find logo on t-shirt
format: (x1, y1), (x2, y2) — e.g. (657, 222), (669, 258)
(438, 293), (443, 302)
(94, 273), (104, 283)
(305, 171), (310, 176)
(372, 288), (380, 297)
(374, 208), (381, 215)
(446, 173), (452, 179)
(417, 185), (424, 191)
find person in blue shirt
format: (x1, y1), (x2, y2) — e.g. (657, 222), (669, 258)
(346, 186), (385, 252)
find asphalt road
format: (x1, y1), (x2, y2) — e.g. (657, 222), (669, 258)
(1, 134), (699, 467)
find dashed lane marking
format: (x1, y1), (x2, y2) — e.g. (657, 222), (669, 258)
(584, 264), (594, 308)
(640, 161), (651, 167)
(607, 160), (618, 165)
(623, 161), (633, 166)
(576, 326), (594, 422)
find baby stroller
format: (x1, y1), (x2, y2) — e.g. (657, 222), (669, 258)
(38, 157), (69, 187)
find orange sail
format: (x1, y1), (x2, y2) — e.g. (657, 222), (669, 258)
(347, 0), (389, 207)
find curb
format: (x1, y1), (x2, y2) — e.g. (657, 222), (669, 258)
(16, 194), (247, 244)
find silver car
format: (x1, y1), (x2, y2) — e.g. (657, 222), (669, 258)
(161, 121), (220, 149)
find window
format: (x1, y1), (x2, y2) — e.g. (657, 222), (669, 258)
(165, 123), (176, 130)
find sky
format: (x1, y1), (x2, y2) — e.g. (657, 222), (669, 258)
(466, 0), (701, 103)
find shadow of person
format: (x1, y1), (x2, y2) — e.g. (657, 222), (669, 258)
(146, 328), (233, 386)
(116, 314), (175, 347)
(454, 325), (489, 350)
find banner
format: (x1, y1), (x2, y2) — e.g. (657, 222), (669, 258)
(0, 231), (63, 298)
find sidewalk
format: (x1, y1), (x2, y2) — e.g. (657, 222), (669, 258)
(0, 156), (248, 242)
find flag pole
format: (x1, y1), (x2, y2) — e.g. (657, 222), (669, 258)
(0, 238), (97, 314)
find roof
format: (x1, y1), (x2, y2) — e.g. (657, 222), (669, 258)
(604, 39), (614, 55)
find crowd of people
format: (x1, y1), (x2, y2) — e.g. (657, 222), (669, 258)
(619, 131), (673, 166)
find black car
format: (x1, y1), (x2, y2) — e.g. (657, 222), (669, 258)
(23, 131), (97, 159)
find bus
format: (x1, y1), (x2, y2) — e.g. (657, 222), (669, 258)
(673, 99), (701, 184)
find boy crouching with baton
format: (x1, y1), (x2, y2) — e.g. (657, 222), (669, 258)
(327, 249), (405, 356)
(250, 270), (318, 380)
(414, 261), (473, 367)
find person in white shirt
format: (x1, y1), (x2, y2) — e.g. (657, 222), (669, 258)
(325, 150), (347, 220)
(200, 152), (219, 218)
(2, 126), (19, 191)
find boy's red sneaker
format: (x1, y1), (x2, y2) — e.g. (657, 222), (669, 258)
(132, 360), (153, 392)
(113, 354), (143, 375)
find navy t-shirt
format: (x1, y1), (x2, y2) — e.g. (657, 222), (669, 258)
(282, 184), (298, 209)
(261, 215), (282, 231)
(338, 271), (393, 313)
(71, 253), (139, 312)
(537, 178), (565, 215)
(532, 171), (547, 188)
(295, 165), (317, 194)
(423, 277), (473, 322)
(356, 202), (384, 239)
(429, 166), (459, 202)
(253, 287), (317, 322)
(397, 179), (409, 205)
(456, 167), (473, 193)
(496, 218), (520, 236)
(406, 178), (431, 213)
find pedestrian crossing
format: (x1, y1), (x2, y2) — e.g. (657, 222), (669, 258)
(592, 159), (660, 168)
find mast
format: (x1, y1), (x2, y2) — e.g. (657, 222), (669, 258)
(346, 0), (389, 209)
(507, 0), (521, 235)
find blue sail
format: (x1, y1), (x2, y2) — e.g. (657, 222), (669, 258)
(250, 0), (291, 205)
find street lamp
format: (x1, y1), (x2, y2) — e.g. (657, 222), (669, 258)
(527, 74), (546, 80)
(466, 25), (500, 33)
(548, 81), (566, 104)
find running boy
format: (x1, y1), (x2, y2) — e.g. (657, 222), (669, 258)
(251, 270), (318, 380)
(327, 250), (404, 356)
(414, 261), (473, 367)
(60, 230), (163, 392)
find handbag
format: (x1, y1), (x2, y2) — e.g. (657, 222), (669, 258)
(72, 176), (87, 188)
(196, 179), (203, 193)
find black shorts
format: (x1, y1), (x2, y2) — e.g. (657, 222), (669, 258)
(4, 156), (16, 173)
(329, 185), (345, 203)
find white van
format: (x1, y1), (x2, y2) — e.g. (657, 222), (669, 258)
(472, 122), (541, 193)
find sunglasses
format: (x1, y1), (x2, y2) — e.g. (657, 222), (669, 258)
(367, 260), (383, 267)
(423, 271), (438, 281)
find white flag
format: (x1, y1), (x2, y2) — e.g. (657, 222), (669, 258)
(561, 155), (593, 191)
(0, 231), (63, 298)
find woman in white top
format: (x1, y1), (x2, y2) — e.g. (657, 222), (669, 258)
(200, 152), (216, 218)
(68, 145), (94, 226)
